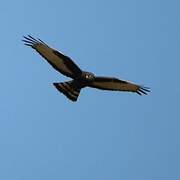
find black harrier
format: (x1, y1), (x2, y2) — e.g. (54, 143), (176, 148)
(23, 35), (150, 101)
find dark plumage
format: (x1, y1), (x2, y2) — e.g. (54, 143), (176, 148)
(23, 35), (150, 101)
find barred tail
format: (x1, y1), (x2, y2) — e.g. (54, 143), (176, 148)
(53, 80), (81, 102)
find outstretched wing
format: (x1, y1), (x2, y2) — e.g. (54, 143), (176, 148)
(88, 76), (150, 95)
(22, 35), (82, 79)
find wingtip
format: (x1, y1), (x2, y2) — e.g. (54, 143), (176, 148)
(22, 34), (48, 47)
(137, 86), (151, 95)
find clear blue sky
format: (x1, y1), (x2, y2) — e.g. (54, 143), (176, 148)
(0, 0), (179, 179)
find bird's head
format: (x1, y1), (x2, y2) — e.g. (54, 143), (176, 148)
(82, 71), (95, 82)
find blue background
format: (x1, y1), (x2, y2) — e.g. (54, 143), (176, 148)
(0, 0), (179, 179)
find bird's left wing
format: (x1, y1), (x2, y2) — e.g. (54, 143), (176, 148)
(22, 35), (82, 79)
(88, 76), (150, 95)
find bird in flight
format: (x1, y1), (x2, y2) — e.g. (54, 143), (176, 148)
(22, 35), (150, 102)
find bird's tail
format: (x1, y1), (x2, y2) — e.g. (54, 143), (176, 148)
(53, 80), (81, 102)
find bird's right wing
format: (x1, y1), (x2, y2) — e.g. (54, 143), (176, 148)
(22, 35), (82, 79)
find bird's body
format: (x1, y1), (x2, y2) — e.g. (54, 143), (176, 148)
(23, 35), (150, 101)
